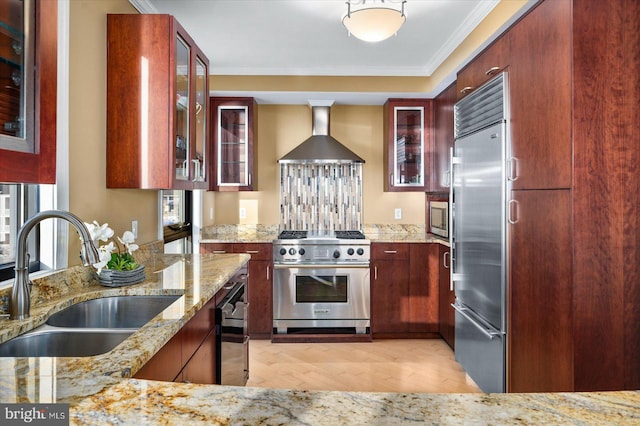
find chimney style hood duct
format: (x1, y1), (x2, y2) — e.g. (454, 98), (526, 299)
(278, 101), (365, 164)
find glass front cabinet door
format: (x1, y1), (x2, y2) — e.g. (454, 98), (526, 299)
(106, 14), (208, 189)
(383, 99), (433, 192)
(210, 97), (257, 191)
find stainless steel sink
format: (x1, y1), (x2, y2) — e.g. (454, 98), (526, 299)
(0, 295), (181, 358)
(46, 295), (181, 329)
(0, 326), (133, 357)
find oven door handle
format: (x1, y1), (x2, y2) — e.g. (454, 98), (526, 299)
(308, 275), (338, 287)
(273, 264), (370, 269)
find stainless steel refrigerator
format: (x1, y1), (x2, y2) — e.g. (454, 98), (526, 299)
(450, 73), (509, 393)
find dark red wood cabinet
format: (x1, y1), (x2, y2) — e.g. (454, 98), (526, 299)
(383, 99), (433, 192)
(106, 14), (209, 190)
(507, 0), (572, 190)
(370, 243), (410, 334)
(201, 242), (273, 339)
(134, 296), (218, 384)
(437, 245), (454, 350)
(371, 243), (439, 337)
(508, 189), (573, 392)
(431, 82), (457, 193)
(449, 0), (640, 392)
(210, 97), (258, 191)
(0, 0), (57, 184)
(456, 32), (510, 100)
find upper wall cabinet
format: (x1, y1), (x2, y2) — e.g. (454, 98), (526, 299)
(431, 82), (457, 193)
(210, 97), (257, 191)
(456, 34), (511, 100)
(0, 0), (57, 184)
(106, 14), (209, 190)
(383, 98), (433, 192)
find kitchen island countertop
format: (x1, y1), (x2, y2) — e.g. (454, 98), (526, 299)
(0, 252), (638, 424)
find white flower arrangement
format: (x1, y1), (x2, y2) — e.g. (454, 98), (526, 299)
(84, 221), (139, 274)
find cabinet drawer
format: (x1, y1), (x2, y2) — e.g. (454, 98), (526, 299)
(134, 330), (183, 382)
(181, 297), (216, 364)
(371, 243), (410, 260)
(201, 243), (233, 254)
(233, 243), (272, 261)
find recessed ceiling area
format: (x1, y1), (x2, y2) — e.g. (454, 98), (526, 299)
(132, 0), (536, 103)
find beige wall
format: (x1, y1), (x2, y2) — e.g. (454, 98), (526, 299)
(63, 0), (528, 260)
(67, 0), (158, 265)
(206, 104), (425, 226)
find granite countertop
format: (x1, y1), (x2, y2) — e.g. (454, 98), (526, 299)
(200, 224), (450, 246)
(200, 224), (279, 243)
(1, 251), (638, 424)
(0, 252), (250, 405)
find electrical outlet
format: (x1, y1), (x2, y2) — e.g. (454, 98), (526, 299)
(394, 208), (402, 220)
(209, 207), (214, 220)
(131, 220), (138, 238)
(239, 207), (247, 219)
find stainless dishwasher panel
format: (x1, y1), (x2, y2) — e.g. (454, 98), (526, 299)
(216, 280), (248, 386)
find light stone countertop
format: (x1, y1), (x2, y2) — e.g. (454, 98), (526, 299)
(199, 224), (450, 246)
(1, 251), (638, 425)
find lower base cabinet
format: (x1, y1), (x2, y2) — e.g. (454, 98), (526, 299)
(134, 330), (183, 382)
(134, 297), (217, 384)
(181, 329), (217, 384)
(371, 242), (440, 337)
(437, 245), (455, 349)
(134, 265), (247, 384)
(201, 243), (272, 339)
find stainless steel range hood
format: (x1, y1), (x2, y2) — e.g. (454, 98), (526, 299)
(278, 102), (365, 164)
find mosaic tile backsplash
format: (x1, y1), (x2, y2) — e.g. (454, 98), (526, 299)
(280, 163), (363, 231)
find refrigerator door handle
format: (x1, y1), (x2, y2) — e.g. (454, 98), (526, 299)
(451, 303), (503, 340)
(449, 146), (459, 292)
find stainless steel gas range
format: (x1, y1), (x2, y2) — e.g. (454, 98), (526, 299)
(272, 230), (371, 335)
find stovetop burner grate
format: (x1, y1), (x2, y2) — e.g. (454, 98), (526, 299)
(278, 230), (308, 240)
(277, 230), (366, 240)
(335, 230), (366, 240)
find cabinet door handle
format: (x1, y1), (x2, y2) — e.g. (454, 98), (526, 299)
(485, 66), (500, 76)
(212, 250), (227, 254)
(460, 86), (473, 94)
(191, 158), (201, 182)
(374, 266), (378, 280)
(383, 250), (397, 254)
(389, 173), (393, 188)
(266, 266), (270, 281)
(508, 199), (520, 224)
(245, 250), (260, 254)
(508, 157), (519, 181)
(443, 251), (450, 269)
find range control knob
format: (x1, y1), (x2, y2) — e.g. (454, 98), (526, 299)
(347, 248), (355, 256)
(333, 250), (341, 259)
(289, 248), (296, 255)
(299, 248), (306, 255)
(279, 248), (287, 256)
(357, 248), (364, 256)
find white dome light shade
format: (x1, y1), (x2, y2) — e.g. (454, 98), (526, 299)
(343, 2), (406, 43)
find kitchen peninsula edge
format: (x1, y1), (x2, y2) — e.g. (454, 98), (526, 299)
(0, 243), (637, 424)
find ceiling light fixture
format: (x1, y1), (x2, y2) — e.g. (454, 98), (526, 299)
(342, 0), (407, 43)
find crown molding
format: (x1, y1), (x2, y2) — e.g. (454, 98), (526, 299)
(128, 0), (158, 14)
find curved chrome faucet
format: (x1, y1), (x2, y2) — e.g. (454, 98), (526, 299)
(10, 210), (101, 320)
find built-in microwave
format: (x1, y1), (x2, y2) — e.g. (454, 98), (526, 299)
(429, 200), (449, 238)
